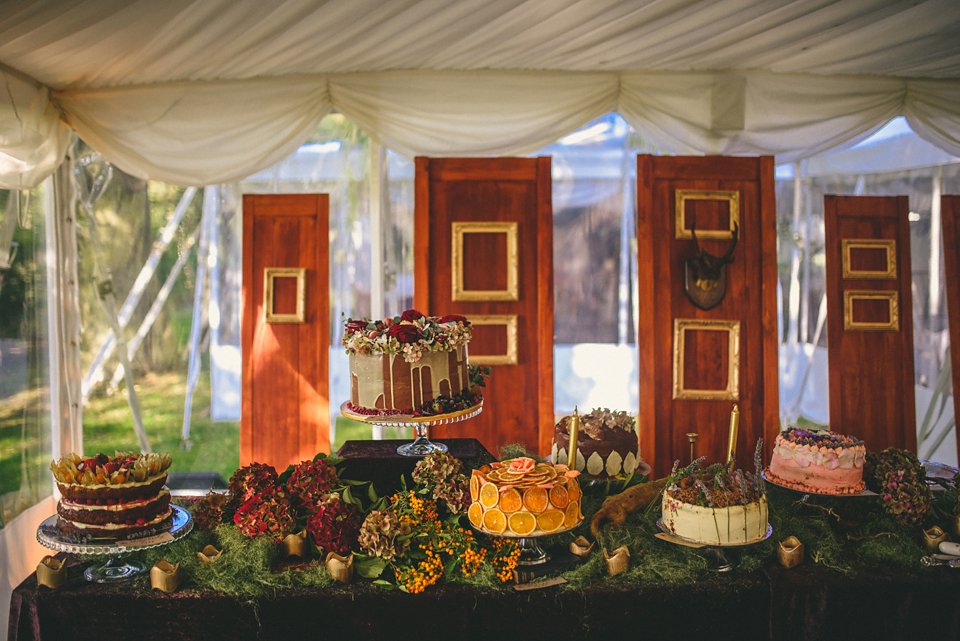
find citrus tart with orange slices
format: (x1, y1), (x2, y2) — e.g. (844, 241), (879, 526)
(467, 457), (583, 537)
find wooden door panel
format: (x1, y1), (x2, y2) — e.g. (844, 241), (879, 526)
(825, 195), (916, 452)
(242, 194), (329, 469)
(939, 195), (960, 462)
(415, 157), (553, 455)
(638, 157), (779, 476)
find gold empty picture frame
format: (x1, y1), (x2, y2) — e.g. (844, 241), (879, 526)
(264, 267), (306, 323)
(843, 290), (900, 331)
(841, 239), (897, 279)
(672, 318), (741, 401)
(451, 222), (519, 301)
(674, 189), (741, 239)
(468, 314), (518, 366)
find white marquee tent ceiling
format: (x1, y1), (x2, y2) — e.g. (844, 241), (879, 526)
(2, 0), (960, 187)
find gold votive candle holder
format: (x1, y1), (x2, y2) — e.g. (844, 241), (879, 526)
(604, 545), (630, 577)
(777, 536), (804, 569)
(325, 551), (354, 584)
(922, 526), (949, 553)
(569, 536), (596, 558)
(150, 560), (180, 593)
(36, 556), (67, 589)
(197, 544), (222, 564)
(281, 530), (308, 558)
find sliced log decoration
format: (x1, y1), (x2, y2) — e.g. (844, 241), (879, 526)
(684, 223), (739, 310)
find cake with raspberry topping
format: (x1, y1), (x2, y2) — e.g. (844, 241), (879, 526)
(50, 452), (173, 538)
(342, 309), (480, 417)
(765, 428), (866, 495)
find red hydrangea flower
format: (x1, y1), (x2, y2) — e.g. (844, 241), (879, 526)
(307, 495), (362, 555)
(233, 487), (295, 542)
(285, 458), (340, 507)
(228, 462), (278, 503)
(387, 323), (421, 344)
(399, 309), (424, 322)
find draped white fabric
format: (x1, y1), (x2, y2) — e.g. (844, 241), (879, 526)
(1, 0), (959, 187)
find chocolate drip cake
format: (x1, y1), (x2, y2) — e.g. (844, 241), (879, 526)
(51, 452), (173, 538)
(551, 408), (649, 478)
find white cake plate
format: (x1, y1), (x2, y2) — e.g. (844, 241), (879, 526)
(37, 504), (193, 583)
(340, 400), (483, 457)
(656, 518), (772, 573)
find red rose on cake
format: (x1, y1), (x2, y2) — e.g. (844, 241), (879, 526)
(400, 309), (424, 322)
(438, 314), (469, 325)
(387, 323), (421, 344)
(345, 319), (368, 334)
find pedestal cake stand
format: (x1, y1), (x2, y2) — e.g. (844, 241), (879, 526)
(341, 400), (483, 457)
(472, 518), (584, 567)
(37, 504), (193, 583)
(656, 519), (773, 572)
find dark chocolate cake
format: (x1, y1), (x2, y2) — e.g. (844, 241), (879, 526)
(551, 408), (649, 478)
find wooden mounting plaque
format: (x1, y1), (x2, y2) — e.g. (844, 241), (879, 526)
(824, 195), (916, 453)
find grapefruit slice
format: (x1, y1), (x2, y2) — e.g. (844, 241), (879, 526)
(499, 488), (523, 513)
(537, 509), (565, 533)
(467, 502), (484, 528)
(479, 482), (500, 509)
(549, 485), (570, 509)
(522, 487), (549, 514)
(482, 508), (507, 534)
(508, 512), (537, 536)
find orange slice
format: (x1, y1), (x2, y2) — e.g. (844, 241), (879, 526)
(566, 480), (581, 503)
(482, 508), (507, 534)
(469, 473), (480, 502)
(499, 488), (523, 513)
(479, 482), (500, 509)
(507, 512), (537, 536)
(467, 502), (484, 528)
(537, 509), (565, 533)
(549, 485), (570, 509)
(563, 500), (581, 528)
(522, 486), (549, 514)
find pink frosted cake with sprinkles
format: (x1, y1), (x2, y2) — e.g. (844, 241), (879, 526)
(766, 428), (866, 495)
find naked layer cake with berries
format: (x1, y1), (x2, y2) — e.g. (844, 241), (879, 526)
(342, 309), (480, 417)
(51, 452), (173, 538)
(765, 427), (866, 495)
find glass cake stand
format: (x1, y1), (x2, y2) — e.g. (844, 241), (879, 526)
(471, 518), (583, 566)
(340, 400), (483, 457)
(37, 505), (193, 582)
(656, 518), (773, 572)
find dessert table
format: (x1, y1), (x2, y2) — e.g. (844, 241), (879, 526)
(9, 553), (960, 641)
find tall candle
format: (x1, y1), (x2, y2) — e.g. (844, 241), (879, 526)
(726, 404), (740, 470)
(568, 407), (581, 472)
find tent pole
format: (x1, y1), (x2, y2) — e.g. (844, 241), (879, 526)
(787, 162), (803, 345)
(82, 186), (198, 399)
(181, 188), (215, 447)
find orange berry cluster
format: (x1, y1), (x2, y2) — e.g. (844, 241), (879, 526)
(490, 538), (521, 583)
(397, 547), (445, 594)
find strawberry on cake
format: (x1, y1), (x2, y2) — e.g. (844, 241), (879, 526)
(766, 428), (866, 495)
(51, 452), (173, 538)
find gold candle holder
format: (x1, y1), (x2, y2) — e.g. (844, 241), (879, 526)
(568, 407), (581, 472)
(777, 536), (804, 569)
(150, 560), (180, 593)
(325, 551), (354, 584)
(36, 556), (67, 589)
(281, 529), (308, 558)
(197, 544), (222, 564)
(726, 404), (740, 470)
(604, 545), (630, 577)
(569, 536), (596, 558)
(686, 433), (698, 463)
(922, 526), (949, 553)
